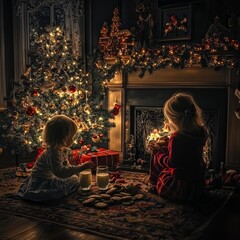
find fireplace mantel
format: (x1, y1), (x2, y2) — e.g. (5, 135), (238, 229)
(107, 67), (240, 170)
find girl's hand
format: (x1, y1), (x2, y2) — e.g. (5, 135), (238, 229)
(82, 161), (95, 170)
(149, 137), (169, 154)
(156, 135), (169, 145)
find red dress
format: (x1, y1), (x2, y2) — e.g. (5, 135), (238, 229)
(149, 128), (207, 203)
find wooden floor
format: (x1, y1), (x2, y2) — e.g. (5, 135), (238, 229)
(1, 152), (240, 240)
(0, 213), (106, 240)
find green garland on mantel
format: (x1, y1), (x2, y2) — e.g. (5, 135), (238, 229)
(91, 36), (240, 84)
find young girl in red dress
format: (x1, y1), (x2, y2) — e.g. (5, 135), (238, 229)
(148, 92), (208, 203)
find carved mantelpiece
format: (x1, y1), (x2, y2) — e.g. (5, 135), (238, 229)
(107, 67), (240, 170)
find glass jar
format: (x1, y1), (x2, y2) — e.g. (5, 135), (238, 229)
(96, 165), (109, 190)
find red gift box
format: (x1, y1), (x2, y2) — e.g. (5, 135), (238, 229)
(72, 148), (120, 168)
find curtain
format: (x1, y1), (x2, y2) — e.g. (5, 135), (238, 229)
(64, 0), (83, 58)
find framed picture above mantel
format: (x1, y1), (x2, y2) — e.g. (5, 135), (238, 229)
(158, 4), (192, 42)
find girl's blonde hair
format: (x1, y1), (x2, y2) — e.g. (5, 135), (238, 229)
(42, 114), (77, 149)
(163, 92), (205, 132)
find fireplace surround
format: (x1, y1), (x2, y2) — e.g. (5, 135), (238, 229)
(107, 67), (240, 170)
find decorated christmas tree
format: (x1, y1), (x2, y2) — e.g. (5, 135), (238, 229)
(0, 26), (115, 156)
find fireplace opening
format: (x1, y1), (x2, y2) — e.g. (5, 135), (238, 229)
(124, 88), (227, 172)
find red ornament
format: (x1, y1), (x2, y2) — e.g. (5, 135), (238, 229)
(79, 138), (84, 145)
(114, 103), (121, 110)
(26, 106), (36, 116)
(87, 144), (91, 149)
(31, 89), (39, 96)
(99, 133), (104, 138)
(111, 102), (121, 116)
(81, 144), (91, 152)
(69, 85), (77, 93)
(112, 108), (120, 116)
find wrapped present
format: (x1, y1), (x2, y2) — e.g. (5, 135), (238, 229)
(72, 148), (120, 168)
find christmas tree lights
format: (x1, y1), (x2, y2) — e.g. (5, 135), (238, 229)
(0, 26), (115, 155)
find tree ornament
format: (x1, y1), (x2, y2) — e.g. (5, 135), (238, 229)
(48, 102), (56, 109)
(92, 134), (100, 143)
(92, 123), (99, 128)
(26, 106), (36, 116)
(31, 89), (39, 97)
(79, 123), (84, 131)
(62, 86), (67, 92)
(84, 104), (91, 114)
(23, 123), (31, 133)
(79, 92), (85, 99)
(61, 103), (68, 110)
(99, 133), (104, 138)
(79, 122), (89, 131)
(81, 144), (91, 152)
(69, 85), (77, 93)
(72, 116), (80, 124)
(79, 138), (84, 145)
(87, 144), (91, 149)
(111, 101), (121, 116)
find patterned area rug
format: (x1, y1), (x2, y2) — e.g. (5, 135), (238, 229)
(0, 168), (234, 240)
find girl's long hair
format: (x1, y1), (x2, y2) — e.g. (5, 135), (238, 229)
(163, 92), (205, 132)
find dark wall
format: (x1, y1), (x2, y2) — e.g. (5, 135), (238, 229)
(86, 0), (120, 55)
(88, 0), (240, 51)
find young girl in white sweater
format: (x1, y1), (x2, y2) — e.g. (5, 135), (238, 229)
(18, 114), (94, 202)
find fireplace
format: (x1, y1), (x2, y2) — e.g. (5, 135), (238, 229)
(125, 88), (227, 171)
(107, 67), (240, 170)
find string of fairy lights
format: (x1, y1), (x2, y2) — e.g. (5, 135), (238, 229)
(93, 36), (240, 82)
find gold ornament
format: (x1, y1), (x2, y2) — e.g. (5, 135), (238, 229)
(79, 123), (84, 131)
(79, 92), (85, 100)
(72, 99), (79, 105)
(84, 104), (91, 114)
(79, 122), (89, 131)
(92, 135), (100, 143)
(48, 102), (56, 109)
(23, 123), (31, 133)
(61, 103), (68, 110)
(92, 123), (99, 128)
(62, 86), (67, 92)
